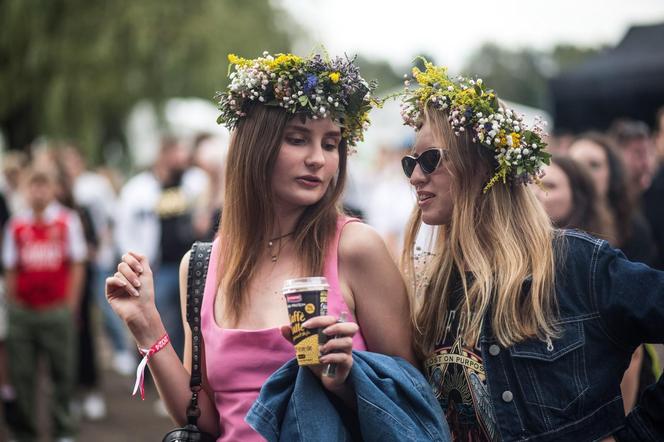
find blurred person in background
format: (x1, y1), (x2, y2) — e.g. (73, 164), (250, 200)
(532, 156), (615, 241)
(0, 183), (13, 433)
(115, 136), (207, 369)
(609, 119), (657, 197)
(2, 167), (86, 442)
(366, 142), (416, 258)
(569, 132), (657, 266)
(54, 147), (109, 421)
(58, 144), (135, 377)
(652, 106), (664, 164)
(544, 132), (574, 156)
(643, 106), (664, 271)
(1, 152), (29, 216)
(190, 133), (226, 241)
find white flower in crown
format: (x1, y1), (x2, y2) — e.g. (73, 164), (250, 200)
(215, 52), (378, 148)
(399, 58), (551, 192)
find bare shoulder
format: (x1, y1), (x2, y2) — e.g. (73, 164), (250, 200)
(179, 250), (192, 278)
(338, 221), (390, 265)
(178, 250), (192, 302)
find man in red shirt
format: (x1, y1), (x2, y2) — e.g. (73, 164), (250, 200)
(2, 168), (86, 442)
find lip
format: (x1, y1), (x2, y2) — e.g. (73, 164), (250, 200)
(417, 190), (436, 207)
(296, 175), (323, 188)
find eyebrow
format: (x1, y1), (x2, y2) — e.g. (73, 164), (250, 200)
(285, 124), (341, 138)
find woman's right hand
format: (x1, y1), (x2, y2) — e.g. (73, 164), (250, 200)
(105, 252), (161, 343)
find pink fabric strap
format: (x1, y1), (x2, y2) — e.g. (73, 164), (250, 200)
(132, 333), (170, 400)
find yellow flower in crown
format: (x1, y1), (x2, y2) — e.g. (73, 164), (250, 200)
(400, 58), (551, 192)
(215, 51), (378, 148)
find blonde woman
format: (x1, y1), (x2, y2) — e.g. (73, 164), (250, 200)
(399, 61), (664, 441)
(106, 52), (414, 440)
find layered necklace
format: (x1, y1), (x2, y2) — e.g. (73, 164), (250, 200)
(267, 231), (294, 263)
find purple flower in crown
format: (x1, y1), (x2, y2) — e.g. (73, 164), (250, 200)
(304, 74), (318, 93)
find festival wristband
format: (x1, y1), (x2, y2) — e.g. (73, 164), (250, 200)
(132, 333), (170, 400)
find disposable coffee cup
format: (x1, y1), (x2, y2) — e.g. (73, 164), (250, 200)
(283, 277), (329, 366)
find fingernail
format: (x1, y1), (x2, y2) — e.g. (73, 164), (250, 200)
(302, 321), (311, 329)
(134, 280), (141, 288)
(137, 266), (144, 273)
(118, 280), (127, 286)
(132, 289), (140, 297)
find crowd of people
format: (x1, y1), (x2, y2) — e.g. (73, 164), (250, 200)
(1, 51), (663, 441)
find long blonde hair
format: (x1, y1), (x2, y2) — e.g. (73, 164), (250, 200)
(218, 106), (346, 324)
(402, 106), (559, 355)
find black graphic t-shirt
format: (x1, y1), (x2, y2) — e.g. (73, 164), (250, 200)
(156, 174), (195, 265)
(424, 279), (500, 441)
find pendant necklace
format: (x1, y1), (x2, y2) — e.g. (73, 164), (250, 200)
(267, 231), (294, 263)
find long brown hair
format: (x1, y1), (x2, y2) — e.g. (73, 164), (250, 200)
(218, 105), (347, 324)
(402, 106), (558, 354)
(571, 132), (634, 247)
(548, 156), (616, 243)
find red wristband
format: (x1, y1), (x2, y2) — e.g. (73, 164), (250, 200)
(132, 333), (170, 400)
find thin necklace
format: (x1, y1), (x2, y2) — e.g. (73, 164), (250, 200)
(267, 231), (294, 263)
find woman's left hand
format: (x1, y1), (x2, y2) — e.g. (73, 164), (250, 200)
(282, 314), (359, 394)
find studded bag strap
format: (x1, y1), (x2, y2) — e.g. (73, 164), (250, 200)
(185, 241), (213, 425)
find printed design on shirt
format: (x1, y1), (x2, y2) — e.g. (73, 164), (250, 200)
(425, 311), (499, 441)
(156, 188), (189, 218)
(15, 219), (68, 271)
(19, 240), (65, 270)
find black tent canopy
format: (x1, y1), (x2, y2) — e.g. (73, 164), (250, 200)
(550, 23), (664, 134)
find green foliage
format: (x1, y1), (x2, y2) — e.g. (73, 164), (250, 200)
(462, 43), (602, 111)
(0, 0), (294, 163)
(355, 55), (402, 94)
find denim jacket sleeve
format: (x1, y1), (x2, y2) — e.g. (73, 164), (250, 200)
(591, 240), (664, 441)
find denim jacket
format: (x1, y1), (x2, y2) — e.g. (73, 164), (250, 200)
(480, 230), (664, 441)
(245, 350), (451, 442)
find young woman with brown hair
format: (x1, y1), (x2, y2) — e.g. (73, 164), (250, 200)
(533, 155), (616, 242)
(568, 132), (656, 265)
(399, 61), (664, 441)
(105, 52), (415, 440)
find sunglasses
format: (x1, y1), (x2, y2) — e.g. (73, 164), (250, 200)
(401, 148), (447, 178)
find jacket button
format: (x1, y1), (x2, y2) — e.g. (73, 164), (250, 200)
(502, 391), (513, 403)
(489, 344), (500, 356)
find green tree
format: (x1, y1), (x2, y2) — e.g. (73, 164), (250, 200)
(462, 43), (602, 111)
(355, 55), (402, 94)
(0, 0), (295, 162)
(550, 44), (605, 73)
(462, 43), (549, 109)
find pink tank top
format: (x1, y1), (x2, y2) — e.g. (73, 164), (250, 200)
(201, 216), (368, 441)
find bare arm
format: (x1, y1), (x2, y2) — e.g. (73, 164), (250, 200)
(66, 262), (85, 312)
(621, 346), (644, 414)
(4, 269), (17, 304)
(338, 222), (417, 366)
(108, 252), (219, 435)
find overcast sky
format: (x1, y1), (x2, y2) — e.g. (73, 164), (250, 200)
(279, 0), (664, 72)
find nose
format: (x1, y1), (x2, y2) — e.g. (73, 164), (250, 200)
(305, 144), (325, 169)
(409, 163), (427, 187)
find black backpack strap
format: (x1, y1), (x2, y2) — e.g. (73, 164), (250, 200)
(185, 241), (213, 425)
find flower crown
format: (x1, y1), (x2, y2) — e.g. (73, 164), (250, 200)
(400, 59), (551, 192)
(215, 51), (377, 148)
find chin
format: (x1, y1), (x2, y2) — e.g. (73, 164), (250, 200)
(283, 194), (325, 209)
(421, 210), (449, 226)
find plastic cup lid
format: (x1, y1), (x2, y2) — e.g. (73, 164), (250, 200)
(282, 277), (329, 293)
